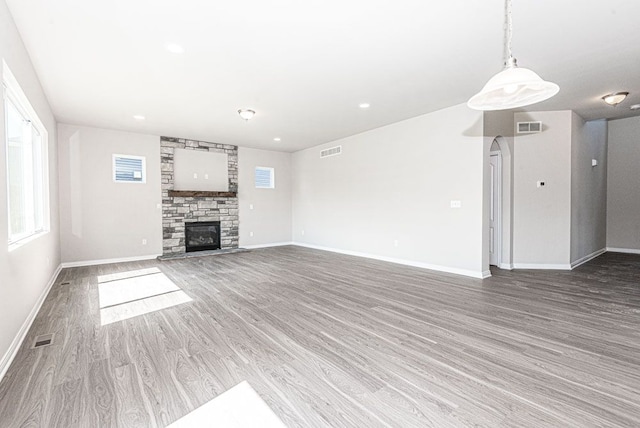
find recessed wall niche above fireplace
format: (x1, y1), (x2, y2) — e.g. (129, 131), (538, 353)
(160, 136), (239, 256)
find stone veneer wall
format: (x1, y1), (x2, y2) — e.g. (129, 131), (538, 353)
(161, 136), (239, 255)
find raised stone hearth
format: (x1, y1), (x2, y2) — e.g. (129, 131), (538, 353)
(161, 136), (239, 255)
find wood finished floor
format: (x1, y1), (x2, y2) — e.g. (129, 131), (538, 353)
(1, 247), (639, 427)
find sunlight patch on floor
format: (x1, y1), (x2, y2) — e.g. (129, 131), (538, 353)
(97, 266), (162, 284)
(98, 267), (192, 325)
(167, 381), (286, 428)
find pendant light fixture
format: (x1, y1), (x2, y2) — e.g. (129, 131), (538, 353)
(468, 0), (559, 111)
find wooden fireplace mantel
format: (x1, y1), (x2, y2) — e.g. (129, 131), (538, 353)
(168, 190), (237, 198)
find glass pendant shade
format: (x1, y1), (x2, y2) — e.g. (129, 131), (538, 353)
(468, 64), (559, 111)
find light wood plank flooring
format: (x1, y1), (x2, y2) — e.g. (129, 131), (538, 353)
(1, 246), (639, 427)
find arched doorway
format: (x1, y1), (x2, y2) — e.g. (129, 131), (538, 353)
(489, 140), (502, 266)
(488, 136), (513, 269)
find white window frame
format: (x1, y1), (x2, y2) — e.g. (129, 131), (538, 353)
(3, 60), (50, 248)
(255, 166), (275, 189)
(113, 154), (146, 184)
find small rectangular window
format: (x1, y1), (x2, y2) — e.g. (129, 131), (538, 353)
(255, 166), (274, 189)
(4, 61), (49, 246)
(113, 155), (146, 183)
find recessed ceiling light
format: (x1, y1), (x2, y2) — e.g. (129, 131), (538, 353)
(359, 103), (371, 109)
(133, 115), (145, 121)
(166, 43), (184, 54)
(238, 109), (256, 121)
(273, 137), (281, 142)
(630, 104), (640, 111)
(602, 92), (629, 106)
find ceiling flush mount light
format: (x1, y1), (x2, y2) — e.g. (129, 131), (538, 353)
(166, 43), (184, 54)
(468, 0), (559, 111)
(630, 104), (640, 111)
(133, 115), (145, 121)
(238, 109), (256, 121)
(273, 137), (281, 142)
(359, 103), (371, 109)
(602, 92), (629, 107)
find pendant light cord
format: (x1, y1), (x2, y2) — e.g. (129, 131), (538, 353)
(505, 0), (516, 68)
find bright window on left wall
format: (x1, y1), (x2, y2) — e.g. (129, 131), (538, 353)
(3, 61), (49, 246)
(113, 154), (146, 183)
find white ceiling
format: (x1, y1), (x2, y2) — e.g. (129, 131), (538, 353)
(6, 0), (640, 152)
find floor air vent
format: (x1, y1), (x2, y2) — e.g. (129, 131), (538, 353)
(517, 121), (542, 134)
(32, 333), (54, 349)
(320, 145), (342, 158)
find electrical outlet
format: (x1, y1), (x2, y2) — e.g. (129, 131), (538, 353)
(393, 240), (399, 247)
(249, 204), (254, 210)
(249, 231), (254, 237)
(205, 173), (209, 179)
(450, 200), (462, 209)
(142, 238), (147, 245)
(301, 230), (305, 236)
(537, 181), (545, 188)
(193, 173), (198, 179)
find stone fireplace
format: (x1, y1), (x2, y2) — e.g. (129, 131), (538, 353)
(160, 136), (239, 255)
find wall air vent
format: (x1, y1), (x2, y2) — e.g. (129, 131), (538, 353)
(320, 145), (342, 158)
(517, 121), (542, 134)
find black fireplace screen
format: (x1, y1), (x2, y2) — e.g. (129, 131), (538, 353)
(185, 221), (221, 252)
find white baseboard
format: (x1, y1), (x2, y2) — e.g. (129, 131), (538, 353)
(292, 242), (488, 279)
(606, 247), (640, 255)
(509, 248), (610, 271)
(571, 248), (606, 269)
(61, 254), (162, 268)
(512, 263), (572, 270)
(0, 264), (62, 382)
(242, 242), (294, 249)
(498, 263), (514, 270)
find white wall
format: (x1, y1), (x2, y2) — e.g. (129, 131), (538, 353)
(607, 116), (640, 251)
(513, 111), (572, 267)
(0, 1), (60, 378)
(238, 147), (292, 247)
(570, 115), (607, 264)
(58, 124), (162, 263)
(291, 103), (487, 278)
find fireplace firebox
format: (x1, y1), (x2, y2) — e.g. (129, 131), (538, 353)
(185, 221), (221, 252)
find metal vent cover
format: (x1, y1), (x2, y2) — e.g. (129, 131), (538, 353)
(32, 333), (54, 349)
(517, 121), (542, 134)
(320, 145), (342, 158)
